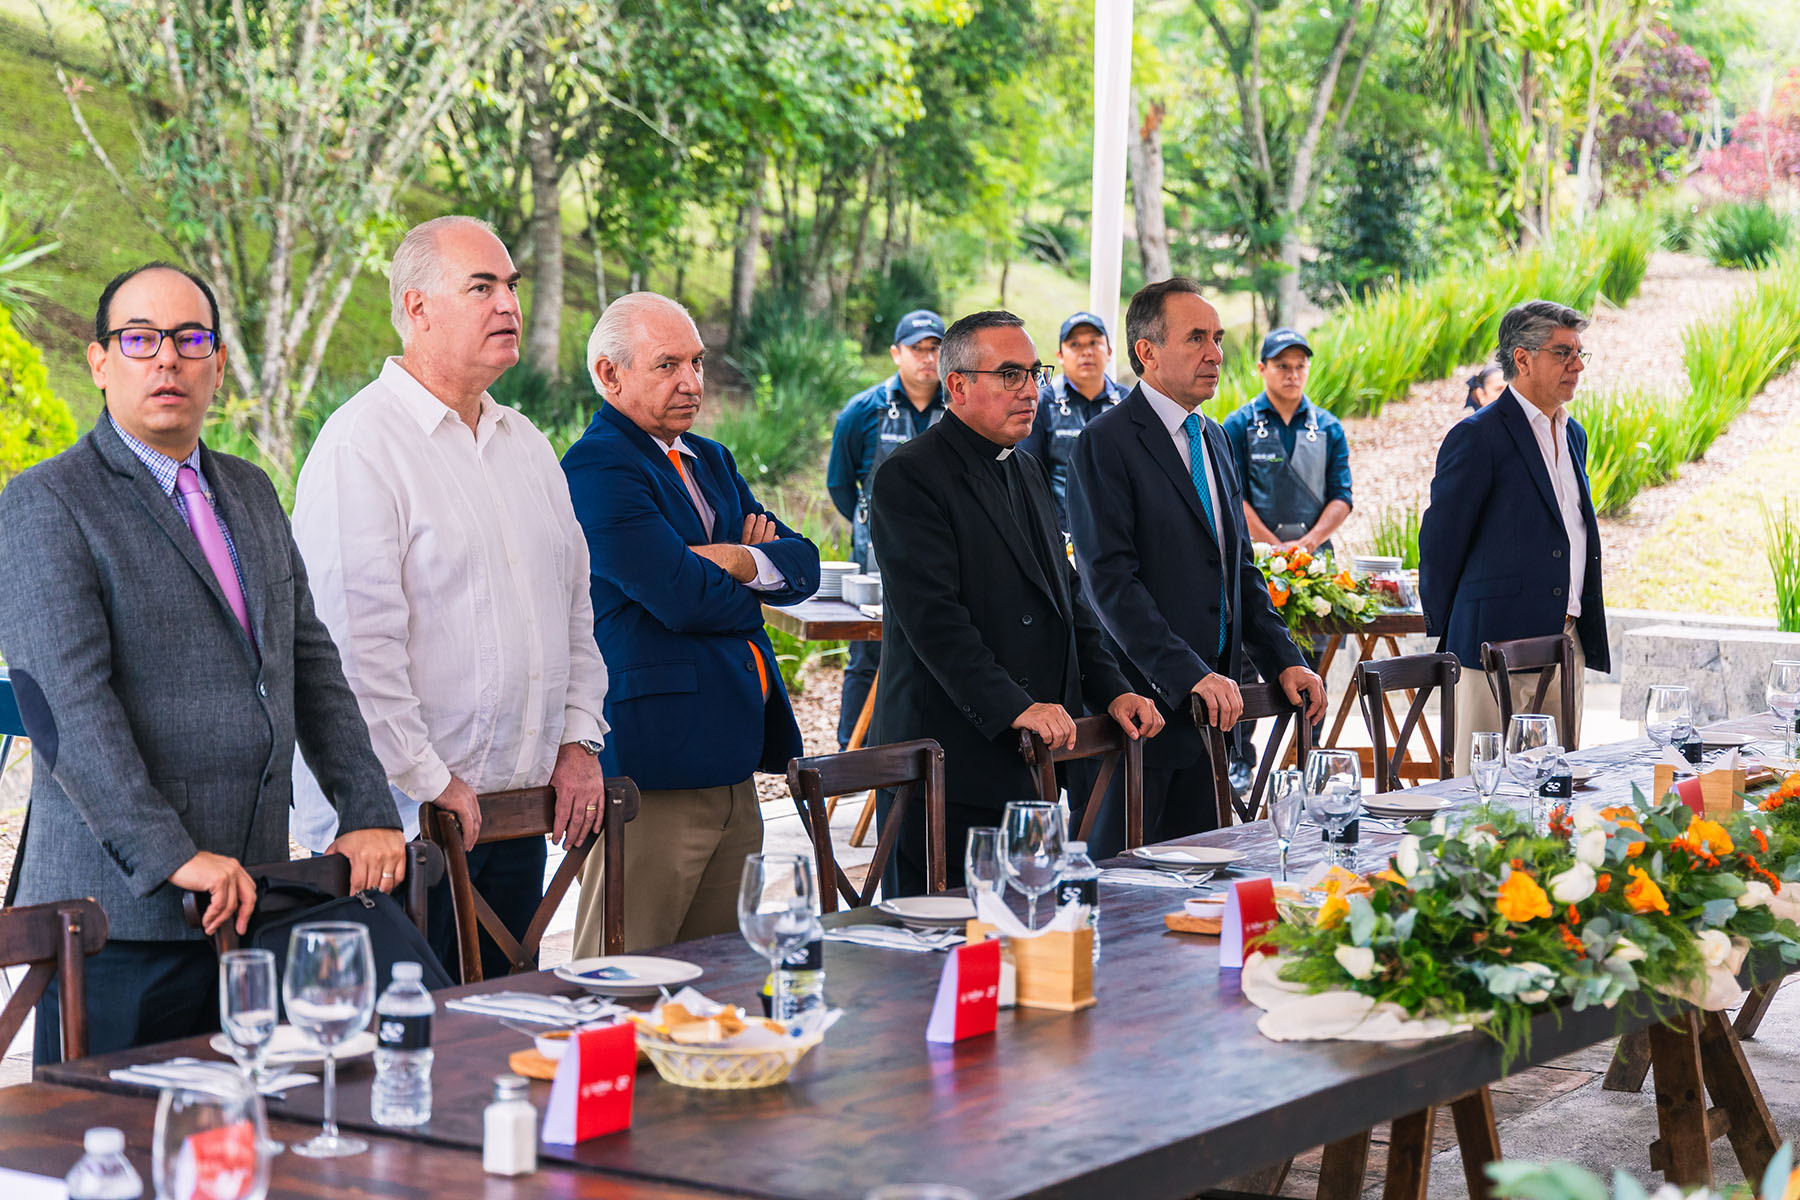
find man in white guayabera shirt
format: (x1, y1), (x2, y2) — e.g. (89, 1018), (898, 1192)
(291, 215), (610, 980)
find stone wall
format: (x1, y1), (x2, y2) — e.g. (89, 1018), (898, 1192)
(1617, 621), (1800, 724)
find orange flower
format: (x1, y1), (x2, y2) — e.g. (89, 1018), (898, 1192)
(1754, 828), (1770, 854)
(1560, 924), (1586, 957)
(1333, 570), (1356, 589)
(1609, 815), (1646, 857)
(1496, 870), (1553, 923)
(1371, 866), (1408, 886)
(1625, 866), (1668, 915)
(1596, 872), (1612, 893)
(1548, 805), (1573, 838)
(1598, 804), (1637, 821)
(1268, 579), (1289, 608)
(1317, 893), (1349, 929)
(1289, 550), (1312, 570)
(1683, 816), (1733, 857)
(1566, 904), (1581, 925)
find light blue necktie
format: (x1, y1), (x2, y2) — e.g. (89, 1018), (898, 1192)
(1182, 413), (1228, 657)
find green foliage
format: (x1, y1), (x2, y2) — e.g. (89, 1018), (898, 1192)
(1570, 388), (1684, 516)
(1698, 201), (1793, 269)
(0, 170), (65, 328)
(854, 256), (944, 355)
(0, 302), (76, 484)
(489, 362), (599, 438)
(1763, 499), (1800, 633)
(1655, 200), (1703, 251)
(1369, 507), (1421, 570)
(1595, 215), (1654, 306)
(713, 303), (864, 489)
(1681, 252), (1800, 459)
(1305, 131), (1436, 303)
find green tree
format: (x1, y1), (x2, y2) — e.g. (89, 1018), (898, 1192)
(0, 303), (77, 485)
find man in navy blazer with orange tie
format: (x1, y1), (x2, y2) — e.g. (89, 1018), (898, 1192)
(1068, 279), (1326, 856)
(562, 292), (819, 952)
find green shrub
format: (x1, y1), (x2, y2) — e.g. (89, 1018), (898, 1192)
(1368, 506), (1420, 570)
(0, 302), (76, 484)
(1764, 498), (1800, 633)
(1655, 201), (1702, 252)
(1699, 202), (1792, 269)
(714, 307), (863, 488)
(489, 362), (598, 433)
(1594, 214), (1653, 306)
(1680, 251), (1800, 459)
(854, 255), (943, 354)
(1569, 388), (1682, 516)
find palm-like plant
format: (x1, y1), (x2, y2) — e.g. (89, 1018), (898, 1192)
(0, 172), (65, 329)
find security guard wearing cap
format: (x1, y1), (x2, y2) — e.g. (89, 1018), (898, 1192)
(825, 309), (947, 751)
(1019, 311), (1129, 535)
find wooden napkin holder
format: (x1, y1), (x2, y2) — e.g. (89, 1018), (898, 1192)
(1653, 762), (1746, 819)
(965, 920), (1096, 1012)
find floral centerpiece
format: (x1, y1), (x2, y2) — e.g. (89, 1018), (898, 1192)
(1254, 545), (1373, 636)
(1489, 1141), (1800, 1200)
(1266, 783), (1800, 1063)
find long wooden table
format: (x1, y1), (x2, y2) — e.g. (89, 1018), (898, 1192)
(1290, 610), (1436, 783)
(35, 718), (1787, 1199)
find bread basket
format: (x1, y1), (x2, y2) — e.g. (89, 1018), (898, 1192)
(635, 1029), (825, 1090)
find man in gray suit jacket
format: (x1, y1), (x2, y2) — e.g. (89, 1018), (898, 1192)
(0, 263), (404, 1063)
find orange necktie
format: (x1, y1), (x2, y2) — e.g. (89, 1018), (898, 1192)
(669, 448), (770, 701)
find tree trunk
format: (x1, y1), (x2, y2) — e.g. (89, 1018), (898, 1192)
(1129, 93), (1172, 283)
(729, 153), (765, 344)
(522, 42), (564, 379)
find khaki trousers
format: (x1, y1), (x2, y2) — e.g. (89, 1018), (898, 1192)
(571, 777), (764, 957)
(1452, 617), (1586, 776)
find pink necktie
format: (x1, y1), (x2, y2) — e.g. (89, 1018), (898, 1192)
(175, 465), (254, 645)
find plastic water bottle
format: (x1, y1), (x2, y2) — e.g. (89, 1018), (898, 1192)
(371, 961), (435, 1127)
(1056, 840), (1102, 962)
(775, 937), (826, 1022)
(65, 1127), (142, 1199)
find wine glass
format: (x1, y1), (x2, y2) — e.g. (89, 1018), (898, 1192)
(1268, 769), (1304, 883)
(1644, 685), (1693, 753)
(1470, 731), (1504, 801)
(1302, 750), (1361, 869)
(1001, 801), (1067, 930)
(153, 1078), (270, 1200)
(738, 853), (821, 1028)
(219, 949), (283, 1156)
(282, 923), (374, 1159)
(1505, 714), (1559, 801)
(1767, 661), (1800, 758)
(965, 828), (1005, 900)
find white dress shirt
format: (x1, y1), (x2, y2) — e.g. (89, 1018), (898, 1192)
(651, 434), (786, 591)
(290, 358), (610, 848)
(1139, 379), (1228, 540)
(1510, 388), (1587, 618)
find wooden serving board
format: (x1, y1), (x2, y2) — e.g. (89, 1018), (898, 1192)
(1163, 912), (1221, 936)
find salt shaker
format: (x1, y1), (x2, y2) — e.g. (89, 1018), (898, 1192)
(482, 1074), (537, 1177)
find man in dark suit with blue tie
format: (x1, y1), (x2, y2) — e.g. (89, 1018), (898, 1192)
(562, 292), (820, 951)
(1068, 278), (1326, 856)
(1420, 299), (1608, 774)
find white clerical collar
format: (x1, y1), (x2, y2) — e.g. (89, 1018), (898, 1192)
(995, 445), (1013, 461)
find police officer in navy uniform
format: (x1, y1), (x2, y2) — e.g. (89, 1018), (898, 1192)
(1220, 328), (1353, 781)
(1019, 311), (1129, 535)
(825, 309), (947, 751)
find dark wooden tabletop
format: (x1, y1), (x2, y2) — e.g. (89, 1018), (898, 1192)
(762, 598), (881, 642)
(1295, 611), (1426, 638)
(0, 1082), (738, 1199)
(38, 715), (1784, 1200)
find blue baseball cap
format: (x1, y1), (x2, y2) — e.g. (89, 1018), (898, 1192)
(1058, 311), (1109, 344)
(893, 310), (946, 347)
(1259, 328), (1313, 361)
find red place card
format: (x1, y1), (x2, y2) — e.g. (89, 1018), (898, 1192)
(1219, 878), (1279, 969)
(542, 1021), (637, 1144)
(1675, 775), (1705, 815)
(925, 938), (1001, 1043)
(171, 1121), (257, 1200)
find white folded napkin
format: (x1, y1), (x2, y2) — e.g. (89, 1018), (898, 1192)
(1098, 868), (1212, 890)
(447, 991), (624, 1026)
(1242, 954), (1479, 1042)
(824, 925), (964, 952)
(109, 1057), (315, 1095)
(974, 889), (1089, 936)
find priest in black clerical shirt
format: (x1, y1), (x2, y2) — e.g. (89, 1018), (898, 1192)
(868, 310), (1163, 896)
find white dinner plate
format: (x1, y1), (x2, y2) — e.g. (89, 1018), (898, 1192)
(1362, 795), (1451, 817)
(209, 1026), (376, 1067)
(1128, 845), (1245, 869)
(553, 956), (703, 997)
(877, 896), (977, 929)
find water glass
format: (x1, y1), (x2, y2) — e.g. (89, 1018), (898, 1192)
(219, 949), (282, 1156)
(1767, 661), (1800, 757)
(1505, 714), (1559, 796)
(153, 1079), (269, 1200)
(1644, 684), (1693, 751)
(738, 853), (821, 1026)
(282, 922), (374, 1159)
(1001, 801), (1067, 930)
(1302, 750), (1361, 869)
(1267, 769), (1304, 882)
(1470, 731), (1504, 801)
(964, 827), (1005, 899)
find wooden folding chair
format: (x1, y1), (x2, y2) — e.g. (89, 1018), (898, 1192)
(1354, 653), (1461, 793)
(787, 740), (946, 914)
(1019, 716), (1144, 849)
(424, 776), (640, 983)
(0, 898), (107, 1062)
(1480, 634), (1579, 750)
(1197, 683), (1316, 827)
(180, 843), (445, 954)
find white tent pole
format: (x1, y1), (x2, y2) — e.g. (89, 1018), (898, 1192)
(1089, 0), (1134, 346)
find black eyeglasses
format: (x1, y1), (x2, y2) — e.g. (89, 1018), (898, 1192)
(957, 363), (1054, 391)
(105, 326), (219, 360)
(1534, 345), (1591, 366)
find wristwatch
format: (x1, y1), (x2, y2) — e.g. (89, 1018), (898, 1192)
(576, 739), (603, 756)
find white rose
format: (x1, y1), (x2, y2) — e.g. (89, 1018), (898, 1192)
(1309, 558), (1326, 576)
(1768, 886), (1800, 924)
(1269, 555), (1289, 574)
(1549, 862), (1596, 904)
(1608, 937), (1646, 965)
(1738, 880), (1776, 910)
(1696, 928), (1732, 969)
(1429, 813), (1450, 837)
(1574, 828), (1607, 868)
(1517, 961), (1557, 1004)
(1334, 944), (1376, 980)
(1519, 988), (1550, 1004)
(1254, 541), (1274, 559)
(1571, 804), (1603, 833)
(1396, 835), (1421, 880)
(1311, 596), (1333, 617)
(1464, 828), (1498, 852)
(1342, 593), (1366, 613)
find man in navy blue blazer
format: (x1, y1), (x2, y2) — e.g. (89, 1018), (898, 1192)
(1068, 279), (1326, 856)
(1420, 299), (1608, 774)
(562, 293), (820, 952)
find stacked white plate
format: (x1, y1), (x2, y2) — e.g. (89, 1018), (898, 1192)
(1362, 794), (1450, 820)
(1351, 554), (1403, 577)
(817, 561), (859, 599)
(1127, 845), (1245, 870)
